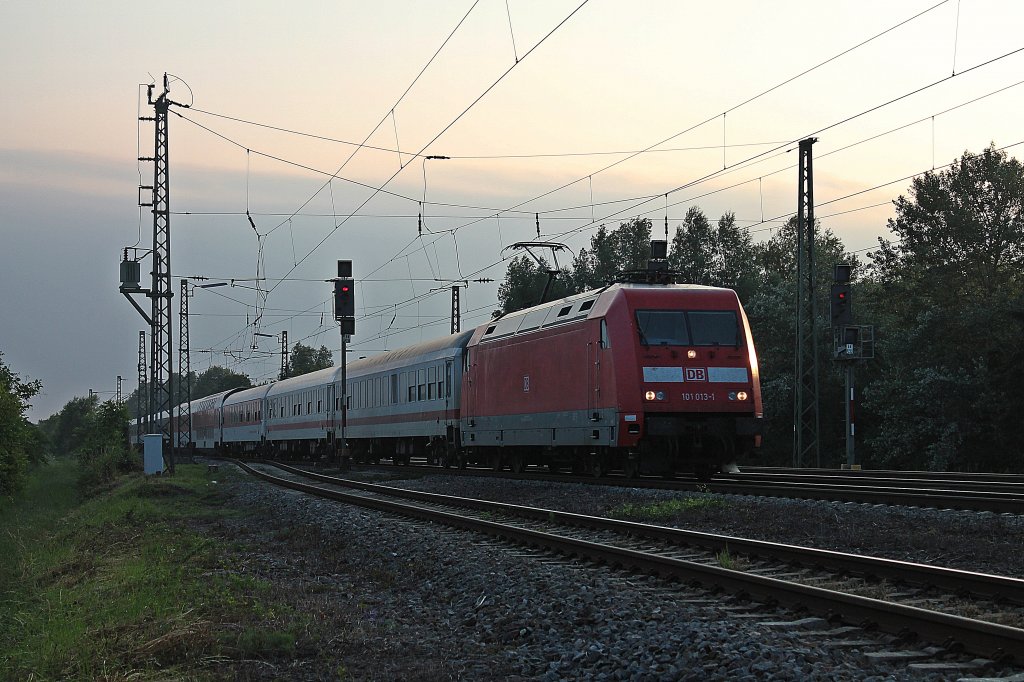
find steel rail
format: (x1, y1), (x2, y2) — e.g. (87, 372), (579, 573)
(743, 466), (1024, 484)
(333, 460), (1024, 513)
(234, 460), (1023, 661)
(726, 471), (1024, 494)
(268, 461), (1024, 605)
(703, 480), (1024, 513)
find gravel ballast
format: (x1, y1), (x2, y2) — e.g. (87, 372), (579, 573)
(209, 465), (1024, 680)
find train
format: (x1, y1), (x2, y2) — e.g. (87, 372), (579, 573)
(132, 280), (763, 478)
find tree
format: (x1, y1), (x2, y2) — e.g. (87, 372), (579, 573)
(715, 211), (760, 302)
(289, 342), (334, 377)
(668, 206), (716, 284)
(861, 145), (1024, 472)
(36, 394), (97, 457)
(193, 366), (252, 397)
(496, 255), (571, 316)
(666, 208), (759, 299)
(37, 394), (135, 484)
(571, 218), (652, 291)
(0, 350), (43, 494)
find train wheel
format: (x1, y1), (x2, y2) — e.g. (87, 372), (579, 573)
(509, 452), (525, 474)
(693, 463), (718, 481)
(456, 450), (468, 469)
(623, 457), (640, 479)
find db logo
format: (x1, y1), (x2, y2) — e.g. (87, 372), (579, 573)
(685, 367), (708, 382)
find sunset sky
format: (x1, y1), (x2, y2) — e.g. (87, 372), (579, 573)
(2, 0), (1023, 419)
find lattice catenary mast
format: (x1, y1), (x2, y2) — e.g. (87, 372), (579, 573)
(792, 137), (820, 468)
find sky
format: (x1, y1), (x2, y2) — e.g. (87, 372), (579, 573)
(2, 0), (1023, 421)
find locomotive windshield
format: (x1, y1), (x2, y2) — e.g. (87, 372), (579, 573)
(635, 310), (738, 346)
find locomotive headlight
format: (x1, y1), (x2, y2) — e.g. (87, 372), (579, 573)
(737, 391), (749, 401)
(645, 390), (657, 401)
(687, 350), (697, 359)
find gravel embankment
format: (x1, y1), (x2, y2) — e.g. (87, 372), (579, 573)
(208, 465), (1024, 680)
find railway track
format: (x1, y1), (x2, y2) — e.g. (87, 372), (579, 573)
(335, 459), (1024, 514)
(233, 459), (1024, 664)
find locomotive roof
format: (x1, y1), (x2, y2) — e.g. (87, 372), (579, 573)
(474, 282), (736, 345)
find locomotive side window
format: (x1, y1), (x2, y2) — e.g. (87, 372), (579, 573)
(600, 319), (611, 348)
(687, 311), (739, 346)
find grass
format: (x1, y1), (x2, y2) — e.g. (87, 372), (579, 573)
(0, 458), (304, 680)
(607, 495), (726, 522)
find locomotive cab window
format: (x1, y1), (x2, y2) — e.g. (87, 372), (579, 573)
(688, 311), (739, 346)
(635, 310), (689, 346)
(635, 309), (739, 347)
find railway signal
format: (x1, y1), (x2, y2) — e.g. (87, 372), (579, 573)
(334, 259), (355, 335)
(334, 278), (355, 324)
(333, 259), (354, 469)
(830, 283), (852, 326)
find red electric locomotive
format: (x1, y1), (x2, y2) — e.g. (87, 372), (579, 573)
(460, 281), (762, 477)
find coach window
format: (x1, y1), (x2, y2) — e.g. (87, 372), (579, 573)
(446, 363), (452, 397)
(427, 366), (436, 399)
(317, 399), (322, 413)
(307, 401), (312, 415)
(600, 319), (611, 348)
(418, 368), (427, 401)
(390, 374), (398, 405)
